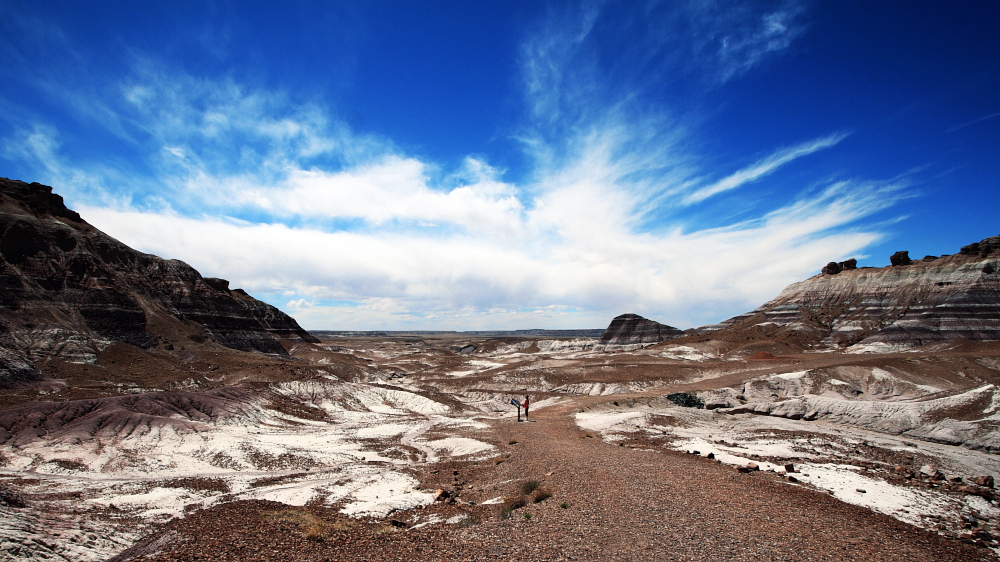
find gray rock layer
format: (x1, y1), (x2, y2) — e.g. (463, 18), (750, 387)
(714, 236), (1000, 348)
(599, 313), (683, 345)
(0, 178), (318, 383)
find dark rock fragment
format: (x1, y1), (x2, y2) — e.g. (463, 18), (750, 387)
(890, 251), (912, 266)
(203, 278), (231, 292)
(0, 484), (26, 507)
(974, 475), (995, 488)
(822, 262), (841, 275)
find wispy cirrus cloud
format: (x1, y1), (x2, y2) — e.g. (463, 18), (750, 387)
(946, 111), (1000, 133)
(683, 132), (849, 205)
(2, 1), (908, 330)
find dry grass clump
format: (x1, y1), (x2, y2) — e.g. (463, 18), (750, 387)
(499, 480), (553, 518)
(266, 508), (353, 542)
(520, 480), (541, 495)
(499, 495), (528, 519)
(302, 514), (328, 542)
(531, 487), (553, 503)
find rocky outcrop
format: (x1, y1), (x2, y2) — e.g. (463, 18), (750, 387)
(599, 314), (682, 346)
(0, 178), (318, 384)
(711, 236), (1000, 350)
(821, 258), (857, 275)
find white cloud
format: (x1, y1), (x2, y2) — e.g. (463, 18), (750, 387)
(684, 132), (849, 204)
(3, 0), (905, 331)
(714, 2), (808, 82)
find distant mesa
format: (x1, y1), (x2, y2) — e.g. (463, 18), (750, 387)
(599, 313), (683, 346)
(0, 177), (318, 385)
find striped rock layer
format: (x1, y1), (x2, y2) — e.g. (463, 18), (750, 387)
(713, 236), (1000, 350)
(0, 178), (318, 384)
(599, 313), (683, 346)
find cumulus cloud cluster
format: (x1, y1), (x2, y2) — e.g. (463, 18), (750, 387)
(3, 0), (906, 330)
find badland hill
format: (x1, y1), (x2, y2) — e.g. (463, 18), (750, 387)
(598, 313), (683, 346)
(0, 178), (318, 387)
(693, 237), (1000, 352)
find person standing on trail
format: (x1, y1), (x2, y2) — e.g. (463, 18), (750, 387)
(510, 397), (522, 421)
(523, 395), (530, 420)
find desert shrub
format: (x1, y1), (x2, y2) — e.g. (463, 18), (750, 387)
(499, 495), (528, 519)
(523, 512), (533, 520)
(266, 509), (343, 541)
(559, 502), (569, 509)
(303, 520), (327, 542)
(161, 477), (230, 493)
(531, 487), (552, 503)
(49, 459), (87, 471)
(666, 392), (704, 409)
(248, 473), (308, 489)
(520, 480), (541, 495)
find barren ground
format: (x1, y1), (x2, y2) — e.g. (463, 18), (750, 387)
(3, 334), (1000, 560)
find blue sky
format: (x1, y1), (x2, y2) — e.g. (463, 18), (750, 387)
(1, 1), (997, 330)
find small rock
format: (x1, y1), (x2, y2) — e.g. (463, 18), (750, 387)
(746, 462), (759, 471)
(974, 475), (995, 488)
(784, 463), (795, 473)
(706, 452), (715, 459)
(787, 476), (798, 483)
(919, 465), (945, 481)
(389, 520), (408, 529)
(856, 489), (866, 494)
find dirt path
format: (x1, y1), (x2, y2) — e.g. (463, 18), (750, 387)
(119, 396), (991, 562)
(464, 399), (988, 561)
